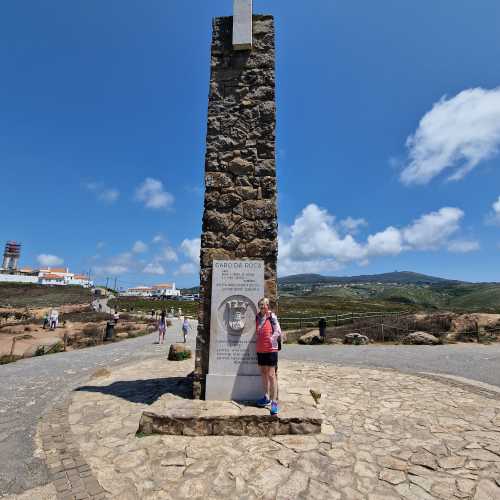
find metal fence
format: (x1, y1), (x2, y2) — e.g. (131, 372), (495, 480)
(281, 310), (500, 344)
(279, 310), (411, 331)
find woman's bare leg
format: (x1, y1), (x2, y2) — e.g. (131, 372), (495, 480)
(268, 368), (278, 402)
(259, 365), (269, 397)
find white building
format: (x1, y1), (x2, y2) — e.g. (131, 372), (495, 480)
(151, 283), (180, 298)
(38, 268), (93, 287)
(0, 266), (93, 288)
(122, 283), (181, 298)
(121, 286), (154, 297)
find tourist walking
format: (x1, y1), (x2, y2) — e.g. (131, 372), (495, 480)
(49, 309), (59, 330)
(43, 312), (49, 329)
(158, 311), (167, 344)
(182, 317), (191, 343)
(255, 297), (282, 415)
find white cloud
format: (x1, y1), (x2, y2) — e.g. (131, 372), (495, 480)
(279, 204), (366, 264)
(152, 234), (164, 243)
(135, 178), (174, 210)
(96, 264), (129, 275)
(37, 254), (64, 267)
(98, 189), (119, 203)
(278, 204), (468, 276)
(401, 87), (500, 185)
(94, 252), (134, 276)
(402, 207), (464, 250)
(175, 238), (201, 276)
(85, 182), (120, 204)
(447, 240), (480, 253)
(494, 197), (500, 215)
(340, 217), (367, 234)
(278, 258), (341, 277)
(143, 262), (166, 275)
(132, 240), (148, 254)
(486, 196), (500, 225)
(181, 238), (201, 264)
(366, 227), (403, 256)
(174, 263), (198, 276)
(161, 246), (178, 262)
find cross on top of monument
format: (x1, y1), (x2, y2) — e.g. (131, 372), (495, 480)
(233, 0), (253, 51)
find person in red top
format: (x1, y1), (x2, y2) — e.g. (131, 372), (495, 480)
(255, 297), (282, 415)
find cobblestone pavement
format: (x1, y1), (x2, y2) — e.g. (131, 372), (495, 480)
(66, 358), (500, 499)
(0, 320), (193, 497)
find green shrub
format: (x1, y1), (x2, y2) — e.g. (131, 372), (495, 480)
(0, 354), (22, 365)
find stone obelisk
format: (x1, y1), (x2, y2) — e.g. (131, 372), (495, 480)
(193, 1), (278, 399)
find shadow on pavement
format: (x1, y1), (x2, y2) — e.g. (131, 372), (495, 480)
(75, 377), (192, 404)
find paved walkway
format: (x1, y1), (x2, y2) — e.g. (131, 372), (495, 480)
(0, 320), (194, 497)
(3, 322), (500, 497)
(66, 358), (500, 499)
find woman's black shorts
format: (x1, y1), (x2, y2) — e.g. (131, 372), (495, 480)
(257, 352), (278, 367)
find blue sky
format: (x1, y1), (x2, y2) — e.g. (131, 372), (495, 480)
(1, 0), (500, 288)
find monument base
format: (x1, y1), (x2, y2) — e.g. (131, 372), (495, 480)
(205, 374), (263, 401)
(137, 396), (323, 437)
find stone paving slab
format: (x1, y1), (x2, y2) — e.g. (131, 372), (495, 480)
(56, 358), (500, 499)
(138, 396), (322, 437)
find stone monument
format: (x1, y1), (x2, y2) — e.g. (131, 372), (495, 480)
(193, 0), (278, 399)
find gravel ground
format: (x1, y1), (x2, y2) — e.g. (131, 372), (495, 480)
(3, 316), (500, 496)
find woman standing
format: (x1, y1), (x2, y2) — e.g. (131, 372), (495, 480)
(255, 297), (282, 415)
(158, 310), (167, 344)
(182, 317), (191, 343)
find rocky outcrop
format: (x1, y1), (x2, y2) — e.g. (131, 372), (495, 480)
(402, 331), (440, 345)
(298, 330), (324, 345)
(344, 333), (369, 345)
(168, 344), (192, 361)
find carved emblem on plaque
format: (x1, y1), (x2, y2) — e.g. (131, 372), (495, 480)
(226, 299), (249, 331)
(217, 294), (257, 337)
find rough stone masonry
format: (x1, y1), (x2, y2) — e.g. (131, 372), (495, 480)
(194, 15), (277, 398)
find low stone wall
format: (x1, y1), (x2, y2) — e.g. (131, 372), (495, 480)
(138, 408), (322, 437)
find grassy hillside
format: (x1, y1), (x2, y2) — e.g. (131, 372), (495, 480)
(278, 282), (500, 316)
(109, 297), (198, 317)
(279, 271), (460, 286)
(0, 283), (91, 308)
(277, 295), (416, 318)
(444, 284), (500, 312)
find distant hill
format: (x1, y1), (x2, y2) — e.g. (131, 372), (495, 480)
(278, 271), (463, 286)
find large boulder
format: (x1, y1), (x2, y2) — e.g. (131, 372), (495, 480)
(344, 333), (369, 345)
(402, 331), (440, 345)
(298, 330), (324, 345)
(168, 343), (192, 361)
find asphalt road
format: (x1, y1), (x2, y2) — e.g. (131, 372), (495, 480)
(3, 323), (500, 496)
(281, 343), (500, 388)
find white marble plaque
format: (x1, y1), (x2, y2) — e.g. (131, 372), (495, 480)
(205, 259), (264, 400)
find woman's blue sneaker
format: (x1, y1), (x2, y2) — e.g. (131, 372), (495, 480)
(256, 396), (271, 407)
(270, 401), (279, 415)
